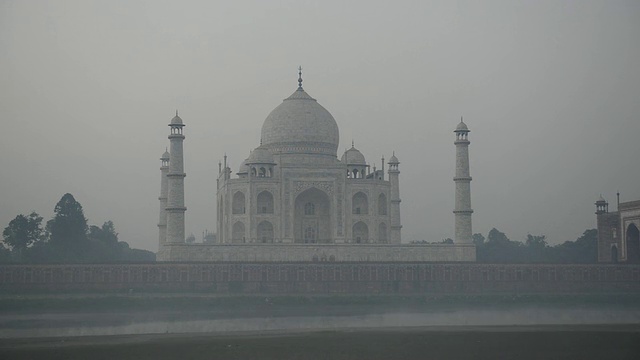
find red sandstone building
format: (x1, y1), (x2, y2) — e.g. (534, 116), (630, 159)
(596, 196), (640, 263)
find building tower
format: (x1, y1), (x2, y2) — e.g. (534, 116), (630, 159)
(166, 111), (187, 244)
(595, 195), (608, 215)
(454, 118), (473, 244)
(388, 153), (402, 243)
(157, 149), (170, 246)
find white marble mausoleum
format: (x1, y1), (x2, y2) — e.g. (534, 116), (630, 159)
(157, 70), (475, 262)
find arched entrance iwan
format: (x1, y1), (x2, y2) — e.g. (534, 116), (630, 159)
(294, 188), (331, 244)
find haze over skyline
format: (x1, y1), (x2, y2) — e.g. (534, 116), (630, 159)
(1, 0), (639, 252)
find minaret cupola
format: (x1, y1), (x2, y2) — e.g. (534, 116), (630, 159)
(454, 117), (470, 140)
(595, 195), (608, 214)
(170, 111), (185, 135)
(161, 148), (170, 167)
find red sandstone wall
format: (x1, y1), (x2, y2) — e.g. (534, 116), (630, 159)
(1, 263), (639, 294)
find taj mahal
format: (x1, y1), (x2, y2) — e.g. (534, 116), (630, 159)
(156, 69), (476, 262)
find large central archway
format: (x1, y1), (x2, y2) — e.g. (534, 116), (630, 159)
(626, 223), (640, 263)
(294, 188), (331, 244)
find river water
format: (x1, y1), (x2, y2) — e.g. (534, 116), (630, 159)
(2, 307), (639, 338)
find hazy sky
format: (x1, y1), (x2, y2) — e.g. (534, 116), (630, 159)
(1, 0), (639, 251)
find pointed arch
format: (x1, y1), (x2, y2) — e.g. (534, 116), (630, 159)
(257, 221), (274, 243)
(353, 221), (369, 244)
(232, 191), (245, 214)
(378, 222), (388, 243)
(378, 193), (387, 215)
(294, 187), (331, 244)
(352, 192), (368, 215)
(232, 221), (245, 243)
(257, 191), (274, 214)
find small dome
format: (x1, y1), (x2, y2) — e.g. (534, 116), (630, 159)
(455, 119), (469, 132)
(161, 149), (170, 160)
(170, 111), (184, 125)
(596, 195), (607, 203)
(341, 146), (366, 165)
(388, 153), (399, 164)
(237, 160), (249, 174)
(246, 147), (275, 164)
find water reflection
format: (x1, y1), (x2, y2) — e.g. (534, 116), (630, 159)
(2, 308), (640, 339)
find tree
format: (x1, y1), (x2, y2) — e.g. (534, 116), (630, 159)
(574, 229), (598, 263)
(487, 228), (510, 245)
(46, 193), (88, 258)
(479, 228), (527, 263)
(0, 243), (10, 263)
(2, 212), (43, 257)
(117, 241), (156, 262)
(525, 234), (548, 263)
(87, 220), (120, 262)
(551, 229), (598, 263)
(88, 221), (118, 246)
(472, 233), (485, 246)
(526, 234), (548, 249)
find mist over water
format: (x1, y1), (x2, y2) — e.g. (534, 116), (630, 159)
(2, 307), (639, 339)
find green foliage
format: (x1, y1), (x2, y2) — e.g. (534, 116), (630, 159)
(2, 193), (155, 264)
(472, 233), (485, 246)
(526, 234), (547, 249)
(119, 247), (156, 262)
(87, 221), (122, 262)
(2, 212), (44, 256)
(547, 229), (598, 263)
(89, 221), (118, 246)
(476, 228), (598, 264)
(113, 241), (156, 262)
(478, 228), (526, 263)
(46, 193), (88, 257)
(0, 243), (11, 263)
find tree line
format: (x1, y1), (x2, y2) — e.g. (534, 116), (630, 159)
(473, 228), (597, 263)
(1, 193), (155, 264)
(2, 193), (598, 264)
(410, 228), (598, 263)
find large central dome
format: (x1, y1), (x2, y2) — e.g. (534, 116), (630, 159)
(261, 87), (339, 157)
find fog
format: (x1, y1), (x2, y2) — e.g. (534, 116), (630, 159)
(2, 307), (640, 339)
(1, 0), (640, 251)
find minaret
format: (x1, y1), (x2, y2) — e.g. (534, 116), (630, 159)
(388, 152), (402, 243)
(166, 111), (187, 244)
(157, 149), (170, 246)
(454, 117), (473, 244)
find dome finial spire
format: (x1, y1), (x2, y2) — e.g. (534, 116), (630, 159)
(176, 109), (178, 116)
(297, 66), (303, 90)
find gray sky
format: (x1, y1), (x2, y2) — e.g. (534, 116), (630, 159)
(1, 0), (639, 251)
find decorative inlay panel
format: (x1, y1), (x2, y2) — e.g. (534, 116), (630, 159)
(294, 181), (334, 196)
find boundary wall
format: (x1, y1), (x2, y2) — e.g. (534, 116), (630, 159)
(1, 263), (639, 294)
(158, 243), (476, 262)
